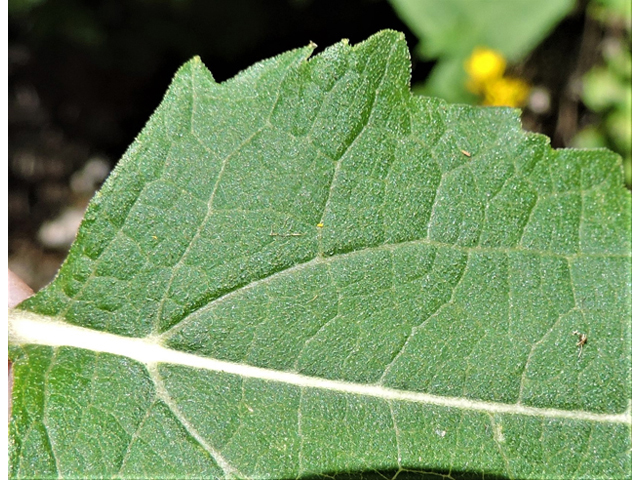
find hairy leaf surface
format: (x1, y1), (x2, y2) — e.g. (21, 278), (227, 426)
(9, 31), (631, 480)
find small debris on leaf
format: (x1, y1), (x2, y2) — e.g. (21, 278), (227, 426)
(572, 330), (588, 357)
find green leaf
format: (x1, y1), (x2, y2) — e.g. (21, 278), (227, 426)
(388, 0), (576, 102)
(9, 30), (631, 479)
(388, 0), (575, 61)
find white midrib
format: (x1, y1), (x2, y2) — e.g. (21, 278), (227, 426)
(9, 309), (631, 426)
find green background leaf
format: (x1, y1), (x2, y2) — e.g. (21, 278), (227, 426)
(388, 0), (575, 102)
(388, 0), (576, 61)
(9, 30), (630, 479)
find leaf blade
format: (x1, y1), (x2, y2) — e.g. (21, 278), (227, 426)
(11, 30), (631, 479)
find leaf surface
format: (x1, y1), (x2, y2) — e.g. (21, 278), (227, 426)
(9, 31), (631, 480)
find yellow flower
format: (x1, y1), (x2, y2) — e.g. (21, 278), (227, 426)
(482, 77), (530, 107)
(463, 46), (531, 107)
(464, 47), (506, 90)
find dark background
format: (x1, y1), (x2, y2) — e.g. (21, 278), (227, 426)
(8, 0), (610, 290)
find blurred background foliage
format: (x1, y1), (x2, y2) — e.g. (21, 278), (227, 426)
(8, 0), (631, 290)
(569, 0), (631, 186)
(389, 0), (575, 103)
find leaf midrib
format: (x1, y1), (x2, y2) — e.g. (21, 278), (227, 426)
(9, 309), (631, 426)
